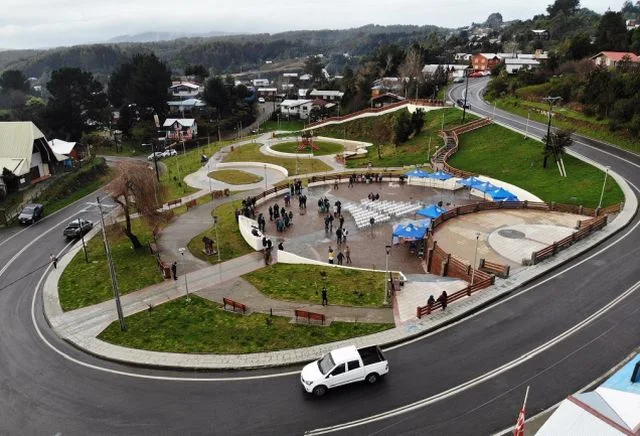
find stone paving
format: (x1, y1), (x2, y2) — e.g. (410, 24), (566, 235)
(40, 131), (638, 370)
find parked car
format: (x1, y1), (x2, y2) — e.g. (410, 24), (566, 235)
(456, 98), (471, 109)
(258, 97), (266, 103)
(453, 77), (465, 83)
(63, 218), (94, 239)
(300, 345), (389, 396)
(147, 152), (164, 161)
(162, 148), (177, 158)
(18, 203), (44, 225)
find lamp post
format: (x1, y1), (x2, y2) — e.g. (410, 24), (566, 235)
(470, 232), (480, 286)
(213, 216), (222, 283)
(384, 244), (391, 305)
(598, 166), (611, 209)
(462, 67), (471, 122)
(542, 96), (563, 168)
(78, 218), (88, 263)
(207, 162), (212, 193)
(264, 164), (268, 190)
(524, 111), (530, 139)
(178, 247), (190, 301)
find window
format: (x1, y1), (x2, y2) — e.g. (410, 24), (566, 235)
(330, 363), (346, 376)
(347, 360), (361, 371)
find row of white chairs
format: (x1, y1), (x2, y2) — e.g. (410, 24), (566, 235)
(359, 199), (421, 217)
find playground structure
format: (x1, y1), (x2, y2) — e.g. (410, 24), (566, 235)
(297, 134), (320, 152)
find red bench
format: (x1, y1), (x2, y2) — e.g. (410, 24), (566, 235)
(186, 199), (198, 209)
(223, 297), (247, 314)
(167, 199), (182, 207)
(295, 309), (325, 325)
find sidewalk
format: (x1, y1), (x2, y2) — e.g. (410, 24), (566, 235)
(41, 135), (638, 370)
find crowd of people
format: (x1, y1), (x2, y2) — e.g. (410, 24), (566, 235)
(268, 202), (294, 232)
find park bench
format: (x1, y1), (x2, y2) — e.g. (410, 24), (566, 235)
(167, 199), (182, 208)
(294, 309), (325, 325)
(223, 297), (247, 314)
(186, 199), (198, 209)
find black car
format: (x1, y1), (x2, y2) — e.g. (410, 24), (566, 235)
(456, 98), (470, 109)
(18, 203), (44, 225)
(63, 218), (94, 239)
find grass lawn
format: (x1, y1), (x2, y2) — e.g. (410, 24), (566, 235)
(223, 143), (333, 175)
(44, 169), (113, 215)
(244, 264), (387, 307)
(97, 295), (392, 354)
(450, 123), (625, 208)
(493, 97), (640, 154)
(208, 169), (263, 185)
(271, 141), (344, 156)
(261, 119), (305, 132)
(187, 200), (253, 263)
(58, 219), (164, 311)
(160, 139), (240, 201)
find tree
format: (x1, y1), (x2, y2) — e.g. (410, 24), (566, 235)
(203, 76), (231, 116)
(595, 11), (629, 51)
(566, 33), (593, 60)
(542, 128), (573, 172)
(1, 167), (19, 193)
(106, 161), (167, 249)
(485, 13), (504, 29)
(410, 109), (425, 136)
(107, 54), (172, 118)
(44, 68), (109, 140)
(184, 64), (210, 82)
(398, 47), (424, 98)
(305, 56), (325, 84)
(0, 70), (29, 93)
(547, 0), (580, 17)
(393, 110), (412, 145)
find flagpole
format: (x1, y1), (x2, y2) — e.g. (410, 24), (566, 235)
(522, 385), (529, 409)
(513, 385), (530, 436)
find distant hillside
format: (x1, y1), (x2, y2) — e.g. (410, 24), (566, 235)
(107, 31), (232, 43)
(0, 24), (448, 80)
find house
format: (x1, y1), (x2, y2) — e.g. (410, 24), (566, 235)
(531, 29), (550, 40)
(371, 93), (405, 108)
(280, 99), (313, 120)
(537, 353), (640, 435)
(371, 77), (404, 97)
(299, 73), (312, 82)
(592, 51), (640, 68)
(0, 121), (57, 188)
(472, 53), (502, 71)
(252, 78), (270, 87)
(454, 53), (472, 62)
(505, 58), (541, 74)
(257, 88), (278, 99)
(168, 82), (202, 100)
(167, 98), (207, 114)
(298, 88), (310, 98)
(309, 89), (344, 101)
(163, 119), (197, 141)
(282, 72), (298, 79)
(626, 19), (639, 31)
(48, 139), (84, 166)
(422, 64), (467, 79)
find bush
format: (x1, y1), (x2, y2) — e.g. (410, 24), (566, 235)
(35, 157), (108, 205)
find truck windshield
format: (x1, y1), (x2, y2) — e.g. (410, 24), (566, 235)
(317, 353), (335, 375)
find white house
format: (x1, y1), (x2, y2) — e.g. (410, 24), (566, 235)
(422, 64), (467, 79)
(280, 99), (313, 120)
(167, 98), (207, 114)
(0, 122), (57, 187)
(309, 89), (344, 101)
(505, 58), (541, 74)
(252, 78), (270, 87)
(282, 72), (298, 79)
(163, 119), (198, 141)
(168, 82), (202, 100)
(299, 73), (312, 81)
(454, 53), (472, 62)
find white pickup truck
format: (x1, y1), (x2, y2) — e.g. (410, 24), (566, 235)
(300, 345), (389, 396)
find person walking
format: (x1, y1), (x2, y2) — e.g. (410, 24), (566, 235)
(339, 215), (344, 229)
(328, 214), (334, 231)
(321, 287), (328, 306)
(342, 228), (348, 244)
(268, 206), (273, 221)
(345, 245), (352, 264)
(337, 251), (344, 265)
(171, 261), (178, 280)
(336, 228), (342, 245)
(328, 248), (334, 264)
(437, 291), (448, 311)
(50, 254), (58, 269)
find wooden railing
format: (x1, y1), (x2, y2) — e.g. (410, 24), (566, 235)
(479, 259), (510, 278)
(416, 275), (495, 318)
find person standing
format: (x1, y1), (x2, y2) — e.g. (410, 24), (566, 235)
(345, 245), (352, 264)
(336, 228), (342, 245)
(427, 294), (435, 313)
(268, 206), (274, 221)
(337, 251), (344, 265)
(171, 261), (178, 280)
(50, 254), (58, 269)
(339, 215), (344, 229)
(321, 287), (328, 306)
(328, 248), (334, 264)
(342, 228), (348, 244)
(437, 291), (448, 311)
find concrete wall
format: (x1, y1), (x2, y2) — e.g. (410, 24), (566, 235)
(238, 215), (265, 251)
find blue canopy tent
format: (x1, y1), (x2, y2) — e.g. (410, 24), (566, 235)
(457, 176), (482, 187)
(416, 204), (446, 219)
(487, 187), (518, 201)
(428, 170), (453, 181)
(392, 220), (430, 241)
(405, 168), (432, 178)
(473, 181), (498, 193)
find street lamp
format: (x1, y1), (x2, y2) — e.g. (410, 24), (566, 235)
(598, 166), (611, 209)
(542, 96), (563, 168)
(78, 217), (88, 263)
(213, 215), (222, 282)
(462, 67), (471, 122)
(470, 232), (480, 286)
(264, 164), (268, 190)
(178, 247), (190, 301)
(524, 110), (530, 140)
(384, 244), (391, 305)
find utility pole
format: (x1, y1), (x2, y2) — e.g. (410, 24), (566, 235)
(78, 217), (88, 263)
(542, 96), (562, 168)
(96, 197), (126, 331)
(152, 141), (160, 182)
(462, 67), (471, 123)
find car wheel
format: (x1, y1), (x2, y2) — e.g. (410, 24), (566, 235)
(366, 373), (379, 384)
(312, 385), (327, 397)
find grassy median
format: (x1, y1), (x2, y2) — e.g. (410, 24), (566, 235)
(271, 141), (344, 156)
(208, 169), (263, 185)
(98, 295), (392, 354)
(450, 123), (624, 208)
(244, 264), (387, 307)
(58, 219), (163, 311)
(223, 143), (333, 175)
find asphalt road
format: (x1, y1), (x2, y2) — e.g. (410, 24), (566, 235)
(0, 80), (638, 435)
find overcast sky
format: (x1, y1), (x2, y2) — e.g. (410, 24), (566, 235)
(1, 0), (622, 50)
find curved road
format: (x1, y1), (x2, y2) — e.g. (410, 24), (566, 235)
(0, 80), (639, 435)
